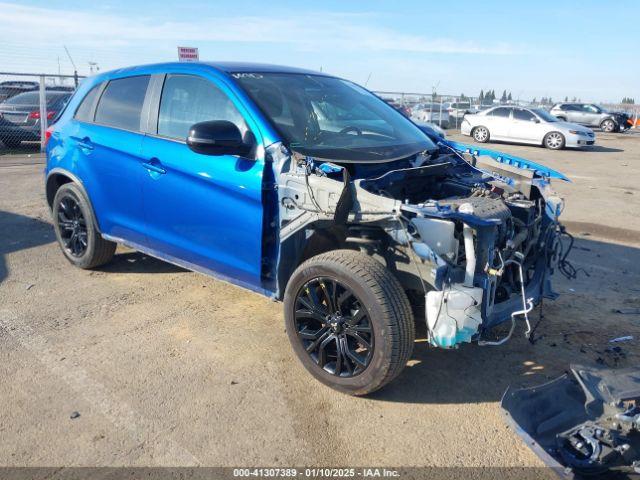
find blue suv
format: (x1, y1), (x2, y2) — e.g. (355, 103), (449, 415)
(46, 62), (568, 395)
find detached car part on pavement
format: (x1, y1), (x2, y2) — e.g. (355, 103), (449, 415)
(46, 62), (570, 395)
(503, 365), (640, 478)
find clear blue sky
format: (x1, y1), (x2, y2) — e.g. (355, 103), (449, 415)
(1, 0), (637, 102)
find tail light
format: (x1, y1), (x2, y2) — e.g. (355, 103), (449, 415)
(28, 110), (57, 120)
(44, 125), (54, 147)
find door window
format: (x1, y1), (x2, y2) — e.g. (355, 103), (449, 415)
(74, 84), (102, 122)
(488, 107), (512, 118)
(157, 74), (248, 140)
(513, 108), (537, 121)
(95, 76), (150, 131)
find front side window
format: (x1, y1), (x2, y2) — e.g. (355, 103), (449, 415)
(488, 107), (512, 118)
(583, 104), (602, 113)
(531, 108), (558, 122)
(158, 74), (248, 140)
(95, 76), (150, 131)
(513, 108), (537, 121)
(234, 73), (434, 162)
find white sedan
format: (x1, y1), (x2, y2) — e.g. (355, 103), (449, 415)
(461, 106), (595, 149)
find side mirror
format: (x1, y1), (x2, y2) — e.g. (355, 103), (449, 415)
(531, 117), (540, 123)
(186, 120), (254, 157)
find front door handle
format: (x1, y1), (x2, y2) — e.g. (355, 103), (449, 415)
(142, 159), (166, 175)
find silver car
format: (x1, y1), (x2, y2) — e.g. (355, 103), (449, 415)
(410, 103), (450, 129)
(549, 103), (630, 132)
(461, 106), (595, 149)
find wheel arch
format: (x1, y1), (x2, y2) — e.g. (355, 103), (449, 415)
(46, 168), (101, 232)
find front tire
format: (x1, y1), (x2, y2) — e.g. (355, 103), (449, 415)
(472, 126), (490, 143)
(284, 250), (415, 396)
(544, 131), (565, 150)
(52, 183), (116, 269)
(600, 118), (617, 133)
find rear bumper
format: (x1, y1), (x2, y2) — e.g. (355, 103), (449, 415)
(0, 125), (40, 140)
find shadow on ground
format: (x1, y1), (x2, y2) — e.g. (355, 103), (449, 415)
(99, 251), (186, 274)
(0, 210), (54, 284)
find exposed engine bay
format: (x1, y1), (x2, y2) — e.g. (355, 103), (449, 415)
(267, 138), (571, 349)
(502, 366), (640, 479)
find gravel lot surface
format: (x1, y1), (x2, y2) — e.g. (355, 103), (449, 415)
(1, 132), (639, 473)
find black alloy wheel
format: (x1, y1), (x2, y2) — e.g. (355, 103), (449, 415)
(294, 277), (374, 378)
(57, 194), (88, 257)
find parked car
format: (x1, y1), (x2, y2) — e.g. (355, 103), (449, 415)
(410, 103), (450, 128)
(0, 90), (72, 147)
(414, 121), (446, 141)
(461, 106), (595, 149)
(549, 103), (631, 132)
(444, 100), (472, 119)
(45, 62), (567, 395)
(382, 98), (411, 117)
(0, 80), (39, 103)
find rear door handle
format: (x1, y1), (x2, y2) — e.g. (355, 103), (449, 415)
(72, 136), (94, 151)
(142, 159), (166, 175)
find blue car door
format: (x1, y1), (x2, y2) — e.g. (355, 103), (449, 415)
(140, 73), (266, 291)
(72, 75), (150, 245)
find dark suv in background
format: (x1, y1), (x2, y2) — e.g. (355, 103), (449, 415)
(550, 102), (631, 132)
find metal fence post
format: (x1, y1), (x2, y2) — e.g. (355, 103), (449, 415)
(38, 75), (48, 152)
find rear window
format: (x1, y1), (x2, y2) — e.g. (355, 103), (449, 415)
(3, 91), (66, 106)
(95, 76), (150, 131)
(74, 84), (102, 122)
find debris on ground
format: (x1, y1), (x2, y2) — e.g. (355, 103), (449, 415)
(614, 308), (640, 315)
(610, 335), (634, 343)
(70, 411), (80, 420)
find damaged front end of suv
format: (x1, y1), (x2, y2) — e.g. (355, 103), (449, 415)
(270, 138), (568, 349)
(233, 69), (571, 394)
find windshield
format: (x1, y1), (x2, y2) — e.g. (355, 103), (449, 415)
(532, 108), (558, 122)
(233, 73), (434, 162)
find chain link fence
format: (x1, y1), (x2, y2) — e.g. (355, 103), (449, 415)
(0, 72), (84, 154)
(1, 73), (636, 155)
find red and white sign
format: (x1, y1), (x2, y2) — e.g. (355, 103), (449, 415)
(177, 47), (199, 62)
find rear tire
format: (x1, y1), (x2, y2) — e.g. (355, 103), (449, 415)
(544, 131), (565, 150)
(472, 126), (490, 143)
(52, 183), (116, 269)
(284, 250), (415, 396)
(600, 118), (617, 133)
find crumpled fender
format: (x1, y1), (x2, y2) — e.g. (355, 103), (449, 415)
(442, 139), (571, 182)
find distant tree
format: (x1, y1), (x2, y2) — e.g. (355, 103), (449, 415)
(564, 96), (568, 102)
(622, 97), (635, 104)
(500, 90), (507, 103)
(532, 97), (537, 104)
(572, 96), (577, 102)
(460, 93), (467, 100)
(479, 90), (484, 104)
(507, 92), (512, 102)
